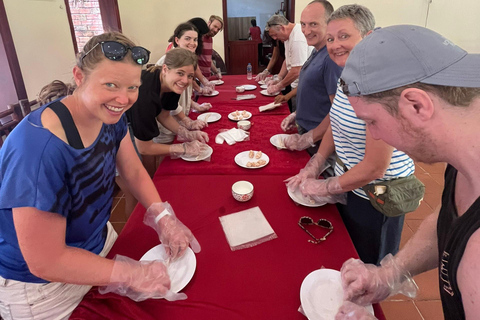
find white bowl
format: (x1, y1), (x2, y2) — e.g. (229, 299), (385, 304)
(236, 86), (246, 93)
(232, 181), (254, 202)
(237, 120), (251, 130)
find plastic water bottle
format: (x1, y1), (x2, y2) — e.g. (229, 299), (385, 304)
(247, 63), (252, 80)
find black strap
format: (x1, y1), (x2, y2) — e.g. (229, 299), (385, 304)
(48, 101), (84, 149)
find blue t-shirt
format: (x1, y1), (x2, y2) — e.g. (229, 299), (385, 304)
(0, 101), (127, 283)
(296, 46), (343, 131)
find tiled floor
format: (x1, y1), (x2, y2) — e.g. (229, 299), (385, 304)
(109, 161), (447, 319)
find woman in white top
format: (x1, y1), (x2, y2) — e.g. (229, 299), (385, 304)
(286, 5), (415, 265)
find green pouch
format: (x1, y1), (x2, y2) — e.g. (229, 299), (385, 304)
(362, 175), (425, 217)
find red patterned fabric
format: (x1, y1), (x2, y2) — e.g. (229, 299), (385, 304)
(71, 76), (385, 320)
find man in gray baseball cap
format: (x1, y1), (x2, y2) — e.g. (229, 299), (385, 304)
(335, 25), (480, 320)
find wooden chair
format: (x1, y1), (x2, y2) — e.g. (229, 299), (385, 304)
(0, 101), (24, 148)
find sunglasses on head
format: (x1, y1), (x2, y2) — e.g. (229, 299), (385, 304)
(298, 216), (333, 244)
(81, 41), (150, 65)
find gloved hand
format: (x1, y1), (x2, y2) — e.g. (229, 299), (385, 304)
(265, 74), (282, 86)
(255, 69), (270, 81)
(177, 126), (209, 143)
(216, 70), (222, 79)
(267, 82), (282, 95)
(335, 301), (377, 320)
(284, 131), (314, 151)
(284, 154), (329, 191)
(281, 112), (296, 131)
(191, 102), (212, 112)
(144, 202), (201, 260)
(179, 117), (207, 130)
(300, 176), (342, 197)
(200, 78), (215, 94)
(98, 254), (186, 302)
(299, 176), (346, 204)
(169, 141), (209, 159)
(341, 254), (418, 306)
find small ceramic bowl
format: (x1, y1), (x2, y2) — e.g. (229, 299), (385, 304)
(232, 181), (254, 202)
(236, 86), (246, 93)
(237, 120), (251, 130)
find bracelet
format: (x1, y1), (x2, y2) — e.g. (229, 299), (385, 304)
(154, 208), (172, 224)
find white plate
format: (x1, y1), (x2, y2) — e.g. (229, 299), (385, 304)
(198, 112), (221, 123)
(140, 244), (197, 294)
(181, 145), (213, 161)
(228, 111), (252, 121)
(241, 84), (257, 90)
(270, 134), (291, 149)
(287, 187), (326, 207)
(203, 90), (219, 97)
(260, 89), (279, 97)
(300, 269), (374, 320)
(260, 84), (268, 89)
(211, 80), (224, 85)
(258, 80), (266, 85)
(234, 150), (269, 169)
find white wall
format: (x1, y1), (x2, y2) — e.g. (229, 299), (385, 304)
(118, 0), (224, 66)
(5, 0), (75, 101)
(295, 0), (479, 53)
(4, 0), (479, 100)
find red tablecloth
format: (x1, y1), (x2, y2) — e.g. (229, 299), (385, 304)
(71, 75), (385, 320)
(158, 75), (310, 176)
(72, 175), (384, 320)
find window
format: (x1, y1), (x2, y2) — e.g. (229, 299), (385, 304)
(67, 0), (104, 52)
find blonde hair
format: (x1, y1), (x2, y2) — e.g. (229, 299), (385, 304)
(209, 15), (224, 30)
(38, 32), (141, 102)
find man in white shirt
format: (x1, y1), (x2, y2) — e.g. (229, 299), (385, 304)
(265, 14), (313, 111)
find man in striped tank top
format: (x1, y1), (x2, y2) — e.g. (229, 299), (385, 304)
(334, 26), (480, 319)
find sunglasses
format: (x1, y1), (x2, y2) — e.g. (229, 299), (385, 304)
(81, 41), (150, 65)
(339, 78), (361, 97)
(298, 216), (333, 244)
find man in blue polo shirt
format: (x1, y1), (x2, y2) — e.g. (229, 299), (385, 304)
(277, 0), (342, 156)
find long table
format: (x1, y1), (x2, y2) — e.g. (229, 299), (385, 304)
(71, 75), (385, 320)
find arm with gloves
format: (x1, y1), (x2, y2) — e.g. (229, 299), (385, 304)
(300, 127), (393, 201)
(338, 209), (439, 312)
(174, 110), (207, 130)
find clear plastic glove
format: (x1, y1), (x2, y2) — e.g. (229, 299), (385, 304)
(192, 102), (212, 112)
(169, 141), (209, 159)
(300, 176), (343, 198)
(341, 254), (418, 306)
(255, 69), (270, 81)
(199, 85), (214, 95)
(179, 117), (207, 130)
(177, 126), (209, 143)
(284, 131), (314, 151)
(335, 301), (377, 320)
(200, 78), (215, 94)
(284, 154), (329, 191)
(267, 83), (282, 95)
(281, 112), (296, 131)
(265, 74), (282, 86)
(216, 70), (222, 79)
(144, 202), (201, 260)
(98, 254), (186, 302)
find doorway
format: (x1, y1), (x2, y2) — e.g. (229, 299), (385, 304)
(222, 0), (294, 75)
